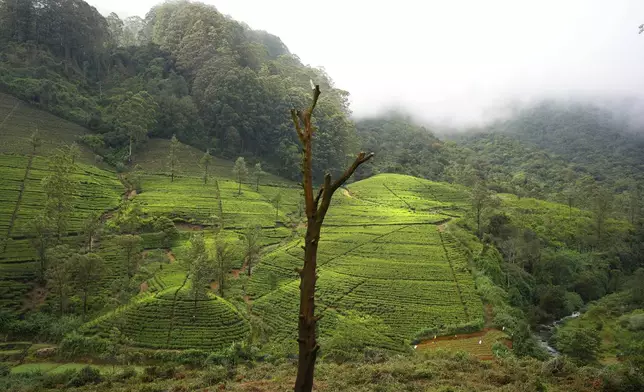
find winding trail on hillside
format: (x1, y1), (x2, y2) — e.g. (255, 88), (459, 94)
(3, 152), (34, 251)
(0, 101), (20, 130)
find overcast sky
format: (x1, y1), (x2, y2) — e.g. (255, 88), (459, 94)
(89, 0), (644, 126)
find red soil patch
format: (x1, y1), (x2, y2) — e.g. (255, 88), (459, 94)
(231, 269), (241, 278)
(140, 281), (149, 293)
(422, 328), (494, 343)
(210, 281), (219, 291)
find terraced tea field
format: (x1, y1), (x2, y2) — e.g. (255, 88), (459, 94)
(249, 175), (484, 349)
(82, 287), (249, 350)
(1, 94), (486, 355)
(0, 153), (122, 313)
(134, 139), (302, 228)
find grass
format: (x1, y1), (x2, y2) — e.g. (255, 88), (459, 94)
(11, 362), (144, 374)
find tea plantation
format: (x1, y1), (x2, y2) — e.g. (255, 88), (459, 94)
(1, 96), (487, 355)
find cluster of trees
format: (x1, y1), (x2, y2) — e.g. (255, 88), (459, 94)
(354, 111), (447, 181)
(467, 176), (644, 328)
(185, 224), (261, 301)
(20, 143), (183, 327)
(0, 0), (358, 180)
(448, 102), (644, 201)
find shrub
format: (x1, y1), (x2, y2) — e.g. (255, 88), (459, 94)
(552, 326), (601, 363)
(0, 363), (10, 377)
(113, 367), (137, 381)
(540, 356), (577, 377)
(42, 370), (77, 389)
(67, 366), (102, 387)
(200, 365), (228, 386)
(59, 331), (109, 358)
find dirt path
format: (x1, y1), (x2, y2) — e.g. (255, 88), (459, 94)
(4, 152), (34, 247)
(0, 101), (19, 129)
(166, 250), (176, 263)
(342, 188), (353, 198)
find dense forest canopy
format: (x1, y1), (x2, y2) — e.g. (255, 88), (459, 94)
(0, 0), (357, 179)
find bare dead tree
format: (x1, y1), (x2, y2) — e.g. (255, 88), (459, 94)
(291, 85), (374, 392)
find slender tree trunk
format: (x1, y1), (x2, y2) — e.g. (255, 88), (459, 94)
(256, 177), (259, 192)
(83, 290), (88, 320)
(128, 136), (133, 162)
(291, 85), (373, 392)
(275, 201), (279, 223)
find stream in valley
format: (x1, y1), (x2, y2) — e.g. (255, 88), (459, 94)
(534, 311), (581, 356)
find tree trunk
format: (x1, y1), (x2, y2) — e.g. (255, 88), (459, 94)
(256, 177), (259, 192)
(128, 136), (133, 163)
(83, 290), (88, 320)
(294, 221), (321, 392)
(290, 85), (373, 392)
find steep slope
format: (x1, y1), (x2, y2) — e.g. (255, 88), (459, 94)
(0, 96), (123, 314)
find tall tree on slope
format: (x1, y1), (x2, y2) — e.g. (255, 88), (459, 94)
(291, 84), (373, 392)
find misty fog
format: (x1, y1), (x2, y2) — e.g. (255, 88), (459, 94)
(91, 0), (644, 128)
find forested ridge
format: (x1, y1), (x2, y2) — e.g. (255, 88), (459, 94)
(0, 0), (644, 391)
(0, 0), (356, 179)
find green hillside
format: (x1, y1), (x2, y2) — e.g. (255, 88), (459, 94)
(0, 93), (97, 165)
(249, 174), (483, 350)
(82, 287), (249, 351)
(0, 101), (123, 314)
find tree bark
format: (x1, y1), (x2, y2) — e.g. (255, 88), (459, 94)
(291, 86), (373, 392)
(83, 290), (88, 320)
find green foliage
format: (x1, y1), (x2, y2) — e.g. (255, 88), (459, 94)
(354, 112), (446, 180)
(115, 234), (143, 279)
(152, 216), (179, 248)
(232, 157), (248, 195)
(553, 325), (601, 362)
(42, 148), (76, 238)
(167, 134), (180, 181)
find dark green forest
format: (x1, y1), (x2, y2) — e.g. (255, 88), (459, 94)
(0, 0), (357, 179)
